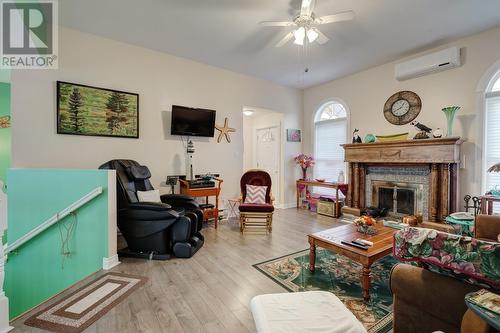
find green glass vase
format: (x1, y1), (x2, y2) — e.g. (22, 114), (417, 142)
(442, 106), (461, 137)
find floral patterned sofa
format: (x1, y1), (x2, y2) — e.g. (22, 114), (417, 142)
(390, 215), (500, 333)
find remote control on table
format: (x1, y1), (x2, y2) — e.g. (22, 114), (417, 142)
(341, 240), (368, 250)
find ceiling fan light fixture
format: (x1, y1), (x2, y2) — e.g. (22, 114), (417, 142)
(243, 109), (254, 116)
(293, 27), (305, 45)
(307, 28), (319, 43)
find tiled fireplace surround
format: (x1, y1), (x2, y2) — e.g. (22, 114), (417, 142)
(366, 166), (430, 220)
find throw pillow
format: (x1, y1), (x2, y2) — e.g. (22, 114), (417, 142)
(245, 185), (267, 204)
(137, 189), (161, 203)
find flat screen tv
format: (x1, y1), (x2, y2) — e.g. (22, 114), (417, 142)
(170, 105), (216, 137)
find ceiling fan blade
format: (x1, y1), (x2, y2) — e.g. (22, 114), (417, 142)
(260, 21), (294, 27)
(316, 10), (355, 24)
(275, 32), (294, 47)
(316, 29), (329, 45)
(300, 0), (316, 16)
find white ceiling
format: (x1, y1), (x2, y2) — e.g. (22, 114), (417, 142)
(60, 0), (500, 89)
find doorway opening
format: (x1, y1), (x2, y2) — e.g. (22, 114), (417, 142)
(242, 107), (284, 207)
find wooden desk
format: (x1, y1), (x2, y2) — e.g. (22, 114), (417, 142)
(308, 223), (395, 301)
(296, 180), (346, 218)
(180, 179), (222, 229)
(480, 195), (500, 215)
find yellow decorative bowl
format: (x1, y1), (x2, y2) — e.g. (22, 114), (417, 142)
(376, 133), (409, 142)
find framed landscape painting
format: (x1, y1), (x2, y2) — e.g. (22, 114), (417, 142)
(57, 81), (139, 138)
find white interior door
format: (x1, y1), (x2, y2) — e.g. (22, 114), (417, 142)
(255, 127), (280, 203)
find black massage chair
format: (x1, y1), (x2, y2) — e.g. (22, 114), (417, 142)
(99, 159), (204, 260)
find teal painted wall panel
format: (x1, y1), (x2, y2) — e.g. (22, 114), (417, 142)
(5, 169), (109, 319)
(0, 83), (11, 185)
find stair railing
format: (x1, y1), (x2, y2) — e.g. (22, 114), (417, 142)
(0, 185), (102, 332)
(4, 186), (103, 254)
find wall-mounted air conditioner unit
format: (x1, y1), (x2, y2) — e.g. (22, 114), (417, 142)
(395, 46), (461, 81)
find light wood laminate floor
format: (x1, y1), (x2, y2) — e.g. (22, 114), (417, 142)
(12, 209), (344, 333)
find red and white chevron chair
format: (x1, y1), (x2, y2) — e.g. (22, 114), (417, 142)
(239, 170), (274, 233)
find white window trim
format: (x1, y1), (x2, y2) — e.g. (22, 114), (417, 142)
(312, 99), (350, 185)
(477, 59), (500, 194)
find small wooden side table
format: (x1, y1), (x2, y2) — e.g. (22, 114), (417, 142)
(180, 178), (222, 229)
(480, 195), (500, 215)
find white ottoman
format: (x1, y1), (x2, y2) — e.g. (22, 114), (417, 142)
(250, 291), (367, 333)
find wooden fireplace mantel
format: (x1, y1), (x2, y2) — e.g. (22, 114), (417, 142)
(341, 137), (463, 164)
(341, 137), (464, 222)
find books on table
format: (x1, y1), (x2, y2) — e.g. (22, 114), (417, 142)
(466, 289), (500, 315)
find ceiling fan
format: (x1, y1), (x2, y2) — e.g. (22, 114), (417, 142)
(260, 0), (354, 47)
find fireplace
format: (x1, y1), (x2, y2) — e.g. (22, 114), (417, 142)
(372, 180), (424, 218)
(341, 137), (463, 222)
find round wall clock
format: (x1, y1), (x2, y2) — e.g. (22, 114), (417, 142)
(383, 91), (422, 125)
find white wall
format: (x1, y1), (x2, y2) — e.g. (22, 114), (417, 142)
(11, 28), (303, 206)
(304, 26), (500, 200)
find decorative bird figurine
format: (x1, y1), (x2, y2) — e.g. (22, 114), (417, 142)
(411, 121), (432, 133)
(352, 129), (362, 143)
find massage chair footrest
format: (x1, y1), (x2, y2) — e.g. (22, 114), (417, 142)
(173, 236), (204, 258)
(118, 248), (171, 261)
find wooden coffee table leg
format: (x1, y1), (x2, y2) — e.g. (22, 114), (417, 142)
(309, 238), (316, 272)
(362, 265), (371, 301)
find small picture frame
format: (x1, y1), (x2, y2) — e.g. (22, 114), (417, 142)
(287, 129), (301, 142)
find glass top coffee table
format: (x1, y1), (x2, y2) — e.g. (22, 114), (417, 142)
(308, 223), (396, 301)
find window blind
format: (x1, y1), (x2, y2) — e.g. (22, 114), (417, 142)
(314, 119), (347, 195)
(485, 94), (500, 213)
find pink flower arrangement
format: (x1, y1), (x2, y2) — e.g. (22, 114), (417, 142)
(294, 154), (315, 168)
(294, 154), (315, 180)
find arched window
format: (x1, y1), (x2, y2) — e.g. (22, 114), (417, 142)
(484, 74), (500, 210)
(492, 77), (500, 92)
(314, 101), (348, 194)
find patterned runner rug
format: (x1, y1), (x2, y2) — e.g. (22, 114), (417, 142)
(254, 249), (398, 333)
(25, 272), (147, 333)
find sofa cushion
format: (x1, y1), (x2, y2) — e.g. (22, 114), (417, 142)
(244, 185), (267, 204)
(393, 227), (500, 290)
(239, 203), (274, 213)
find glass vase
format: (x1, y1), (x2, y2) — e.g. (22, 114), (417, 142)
(442, 106), (461, 137)
(301, 167), (307, 180)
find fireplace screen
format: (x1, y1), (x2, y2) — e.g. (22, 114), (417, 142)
(372, 181), (424, 218)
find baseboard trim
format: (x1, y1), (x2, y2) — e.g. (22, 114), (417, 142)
(276, 202), (297, 209)
(102, 254), (120, 270)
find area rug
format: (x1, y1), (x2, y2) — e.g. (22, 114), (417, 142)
(25, 272), (147, 333)
(253, 249), (398, 333)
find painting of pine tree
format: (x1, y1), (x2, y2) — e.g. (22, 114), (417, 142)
(105, 92), (129, 134)
(68, 87), (84, 132)
(57, 81), (139, 138)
